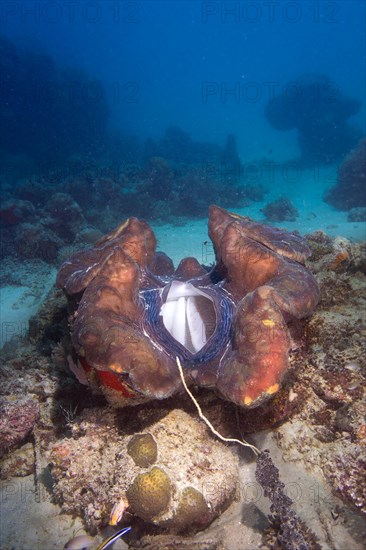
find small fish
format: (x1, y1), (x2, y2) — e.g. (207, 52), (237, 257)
(64, 534), (94, 550)
(96, 527), (132, 550)
(64, 527), (131, 550)
(109, 497), (128, 526)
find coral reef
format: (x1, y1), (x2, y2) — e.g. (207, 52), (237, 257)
(265, 73), (361, 164)
(305, 231), (334, 262)
(305, 232), (365, 275)
(48, 408), (239, 533)
(325, 138), (366, 210)
(219, 133), (243, 188)
(135, 130), (265, 219)
(261, 197), (299, 222)
(144, 156), (174, 200)
(14, 223), (63, 262)
(56, 207), (319, 408)
(0, 154), (268, 266)
(0, 199), (36, 226)
(332, 447), (366, 513)
(142, 125), (223, 165)
(43, 192), (85, 243)
(0, 190), (90, 263)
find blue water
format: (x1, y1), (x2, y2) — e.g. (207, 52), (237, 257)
(1, 0), (365, 162)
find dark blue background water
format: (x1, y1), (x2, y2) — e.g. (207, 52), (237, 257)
(2, 0), (365, 164)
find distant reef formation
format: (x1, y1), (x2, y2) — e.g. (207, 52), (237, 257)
(0, 125), (268, 263)
(325, 138), (366, 211)
(0, 165), (266, 262)
(265, 73), (362, 164)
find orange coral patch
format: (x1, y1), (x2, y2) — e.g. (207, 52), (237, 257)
(328, 250), (350, 272)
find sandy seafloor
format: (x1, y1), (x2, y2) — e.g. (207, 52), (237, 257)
(0, 167), (365, 550)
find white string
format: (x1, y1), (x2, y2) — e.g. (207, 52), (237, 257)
(176, 357), (260, 456)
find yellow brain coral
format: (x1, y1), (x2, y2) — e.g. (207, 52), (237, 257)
(174, 487), (211, 530)
(126, 467), (171, 520)
(127, 433), (158, 468)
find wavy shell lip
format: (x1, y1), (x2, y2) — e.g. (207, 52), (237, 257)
(141, 280), (233, 365)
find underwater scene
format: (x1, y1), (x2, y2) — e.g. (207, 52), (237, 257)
(0, 1), (365, 549)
